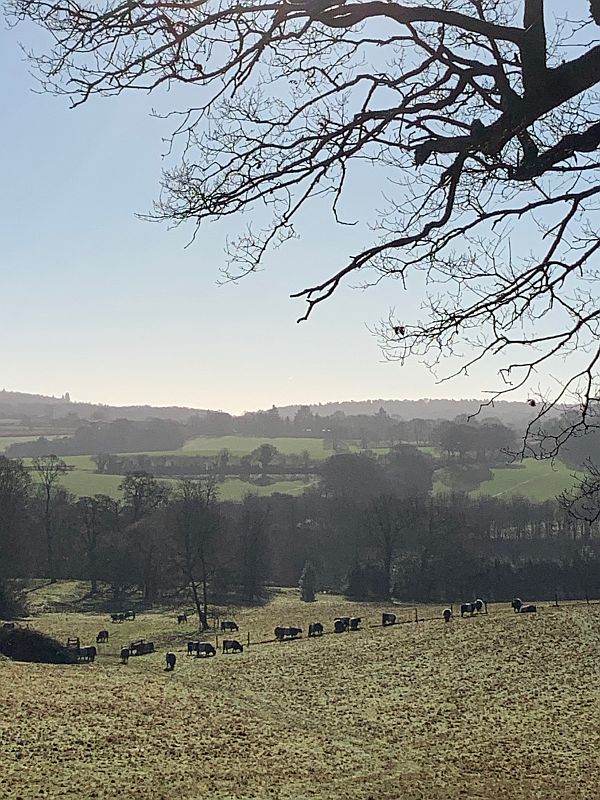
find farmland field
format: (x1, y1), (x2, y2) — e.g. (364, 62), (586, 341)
(473, 458), (580, 501)
(2, 586), (600, 799)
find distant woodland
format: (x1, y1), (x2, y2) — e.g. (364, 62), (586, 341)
(1, 392), (598, 619)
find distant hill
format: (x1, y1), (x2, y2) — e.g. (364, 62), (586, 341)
(0, 389), (553, 430)
(0, 390), (208, 423)
(275, 398), (545, 427)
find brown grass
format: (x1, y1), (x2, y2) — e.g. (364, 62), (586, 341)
(1, 592), (600, 799)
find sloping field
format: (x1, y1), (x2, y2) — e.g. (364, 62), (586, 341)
(2, 592), (600, 799)
(474, 458), (580, 501)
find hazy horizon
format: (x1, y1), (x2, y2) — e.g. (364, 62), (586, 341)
(0, 384), (532, 416)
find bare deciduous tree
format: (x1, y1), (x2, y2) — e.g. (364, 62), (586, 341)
(8, 0), (600, 448)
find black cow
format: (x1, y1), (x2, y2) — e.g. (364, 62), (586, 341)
(96, 630), (109, 644)
(177, 613), (188, 625)
(474, 599), (485, 612)
(223, 639), (243, 653)
(382, 613), (396, 626)
(165, 652), (177, 671)
(220, 620), (239, 632)
(460, 602), (478, 617)
(274, 626), (302, 640)
(308, 622), (323, 637)
(79, 645), (97, 663)
(349, 617), (361, 631)
(442, 608), (453, 623)
(197, 642), (216, 657)
(187, 640), (199, 655)
(111, 613), (125, 623)
(334, 618), (349, 633)
(120, 647), (130, 664)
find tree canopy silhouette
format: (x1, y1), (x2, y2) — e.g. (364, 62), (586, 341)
(9, 0), (600, 449)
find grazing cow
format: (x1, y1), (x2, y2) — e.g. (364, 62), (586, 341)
(79, 645), (97, 663)
(349, 617), (361, 631)
(274, 626), (302, 640)
(120, 647), (130, 664)
(334, 618), (350, 633)
(177, 613), (188, 625)
(124, 610), (136, 620)
(308, 622), (324, 637)
(223, 639), (243, 653)
(197, 642), (216, 657)
(165, 652), (177, 671)
(187, 640), (199, 656)
(111, 613), (125, 623)
(220, 620), (239, 632)
(96, 630), (109, 644)
(442, 608), (453, 623)
(512, 598), (537, 613)
(474, 598), (485, 612)
(382, 613), (396, 626)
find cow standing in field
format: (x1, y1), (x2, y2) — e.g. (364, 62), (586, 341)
(220, 620), (239, 632)
(349, 617), (361, 631)
(382, 613), (396, 626)
(443, 608), (453, 623)
(460, 602), (479, 617)
(334, 618), (350, 633)
(165, 652), (177, 671)
(274, 627), (302, 640)
(197, 643), (217, 657)
(120, 647), (130, 664)
(96, 630), (109, 644)
(308, 623), (323, 637)
(223, 640), (243, 653)
(177, 613), (188, 625)
(79, 645), (97, 663)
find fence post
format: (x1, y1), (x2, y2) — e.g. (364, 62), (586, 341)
(215, 634), (219, 650)
(554, 592), (559, 608)
(414, 607), (418, 623)
(484, 601), (488, 615)
(247, 631), (250, 648)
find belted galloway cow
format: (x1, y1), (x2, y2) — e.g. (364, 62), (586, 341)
(223, 639), (243, 653)
(165, 652), (177, 671)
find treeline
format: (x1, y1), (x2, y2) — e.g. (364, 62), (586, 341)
(7, 419), (186, 457)
(1, 448), (599, 620)
(6, 407), (519, 469)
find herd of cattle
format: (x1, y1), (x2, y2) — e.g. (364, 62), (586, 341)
(54, 596), (539, 671)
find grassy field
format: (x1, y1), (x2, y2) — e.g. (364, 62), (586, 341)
(432, 457), (580, 502)
(473, 458), (580, 501)
(2, 585), (600, 799)
(0, 436), (50, 453)
(27, 463), (313, 501)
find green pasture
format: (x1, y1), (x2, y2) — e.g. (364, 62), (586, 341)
(0, 436), (49, 453)
(470, 458), (579, 501)
(29, 464), (313, 501)
(181, 435), (339, 458)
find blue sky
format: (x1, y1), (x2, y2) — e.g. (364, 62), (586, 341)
(0, 18), (551, 413)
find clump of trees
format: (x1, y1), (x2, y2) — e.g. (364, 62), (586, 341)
(299, 561), (318, 602)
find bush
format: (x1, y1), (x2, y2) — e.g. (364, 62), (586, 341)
(0, 627), (77, 664)
(0, 580), (27, 620)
